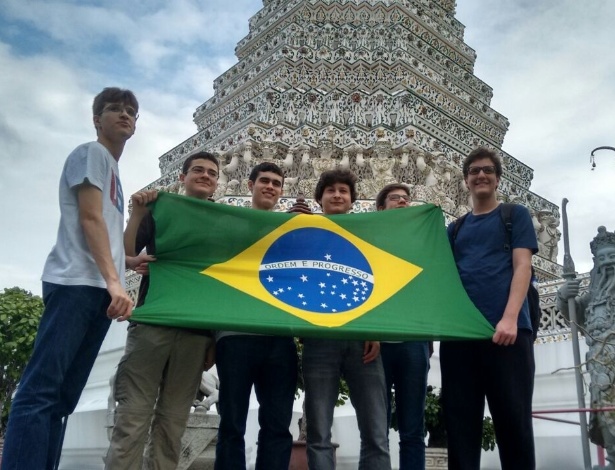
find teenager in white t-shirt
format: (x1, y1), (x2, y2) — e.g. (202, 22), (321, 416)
(2, 87), (145, 470)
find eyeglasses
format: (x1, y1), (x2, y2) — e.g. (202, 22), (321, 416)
(188, 166), (219, 178)
(467, 165), (496, 175)
(387, 194), (410, 202)
(103, 103), (139, 119)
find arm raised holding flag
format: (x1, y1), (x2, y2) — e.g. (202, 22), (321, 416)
(106, 152), (219, 469)
(124, 189), (158, 255)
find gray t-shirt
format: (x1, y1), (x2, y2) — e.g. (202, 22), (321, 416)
(42, 141), (125, 289)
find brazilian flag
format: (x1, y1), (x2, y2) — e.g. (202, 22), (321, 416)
(131, 192), (493, 340)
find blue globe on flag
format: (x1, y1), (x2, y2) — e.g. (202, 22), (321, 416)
(258, 228), (374, 314)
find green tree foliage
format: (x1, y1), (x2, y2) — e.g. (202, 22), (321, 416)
(0, 287), (43, 437)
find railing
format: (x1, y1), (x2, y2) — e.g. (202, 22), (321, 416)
(532, 407), (615, 467)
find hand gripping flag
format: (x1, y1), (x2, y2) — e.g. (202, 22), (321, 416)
(131, 192), (494, 340)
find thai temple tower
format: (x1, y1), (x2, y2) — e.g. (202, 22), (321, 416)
(150, 0), (561, 285)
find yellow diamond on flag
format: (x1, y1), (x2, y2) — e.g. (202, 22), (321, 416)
(202, 214), (422, 327)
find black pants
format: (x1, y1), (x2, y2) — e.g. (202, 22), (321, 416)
(440, 330), (536, 470)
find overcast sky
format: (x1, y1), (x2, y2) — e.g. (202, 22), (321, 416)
(1, 0), (613, 296)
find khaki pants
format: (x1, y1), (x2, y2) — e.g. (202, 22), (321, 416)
(105, 323), (211, 470)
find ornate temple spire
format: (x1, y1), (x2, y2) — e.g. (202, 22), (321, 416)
(152, 0), (561, 280)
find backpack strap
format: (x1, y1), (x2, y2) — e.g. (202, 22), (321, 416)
(499, 203), (514, 252)
(499, 202), (537, 278)
(451, 211), (470, 244)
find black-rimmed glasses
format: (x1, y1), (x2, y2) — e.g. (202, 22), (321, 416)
(467, 165), (496, 175)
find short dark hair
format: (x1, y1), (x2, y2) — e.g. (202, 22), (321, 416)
(248, 161), (284, 183)
(375, 183), (410, 210)
(92, 87), (139, 117)
(462, 147), (502, 178)
(314, 169), (357, 203)
(182, 151), (219, 174)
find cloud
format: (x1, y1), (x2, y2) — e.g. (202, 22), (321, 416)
(2, 0), (135, 49)
(1, 0), (258, 78)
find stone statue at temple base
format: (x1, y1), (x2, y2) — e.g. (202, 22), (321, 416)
(193, 371), (220, 413)
(358, 132), (397, 199)
(536, 210), (561, 262)
(298, 136), (337, 197)
(558, 226), (615, 468)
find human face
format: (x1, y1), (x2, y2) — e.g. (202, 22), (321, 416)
(464, 157), (500, 201)
(596, 246), (615, 272)
(382, 189), (410, 211)
(180, 158), (219, 199)
(94, 101), (137, 143)
(249, 171), (283, 210)
(319, 182), (353, 215)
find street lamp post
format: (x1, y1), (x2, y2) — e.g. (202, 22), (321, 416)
(590, 146), (615, 169)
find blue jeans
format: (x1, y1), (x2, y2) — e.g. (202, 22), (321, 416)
(440, 330), (535, 470)
(302, 339), (391, 470)
(215, 335), (297, 470)
(381, 341), (430, 470)
(2, 283), (112, 470)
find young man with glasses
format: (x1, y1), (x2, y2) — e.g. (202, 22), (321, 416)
(440, 147), (537, 469)
(301, 169), (391, 470)
(105, 152), (219, 469)
(214, 162), (298, 470)
(2, 87), (140, 470)
(375, 183), (430, 470)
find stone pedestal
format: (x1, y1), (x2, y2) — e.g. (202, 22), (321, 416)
(177, 412), (220, 470)
(425, 447), (448, 470)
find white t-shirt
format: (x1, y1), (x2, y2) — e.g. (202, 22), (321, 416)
(42, 141), (125, 289)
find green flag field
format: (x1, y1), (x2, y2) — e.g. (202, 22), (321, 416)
(131, 192), (493, 341)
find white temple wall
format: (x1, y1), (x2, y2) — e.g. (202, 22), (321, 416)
(60, 336), (601, 469)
